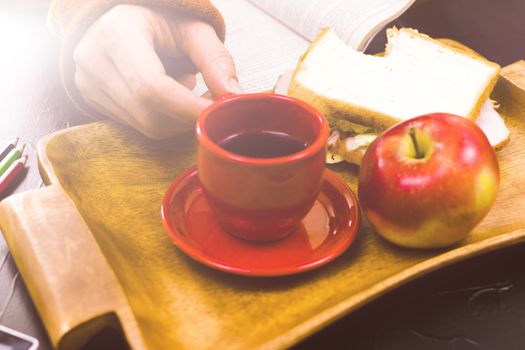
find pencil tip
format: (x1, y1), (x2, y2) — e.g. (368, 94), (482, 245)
(11, 137), (19, 146)
(19, 155), (27, 165)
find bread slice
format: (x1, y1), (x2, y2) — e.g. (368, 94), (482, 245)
(288, 27), (501, 129)
(276, 69), (510, 157)
(477, 99), (510, 150)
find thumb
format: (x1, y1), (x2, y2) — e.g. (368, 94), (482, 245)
(178, 20), (243, 97)
(202, 45), (243, 97)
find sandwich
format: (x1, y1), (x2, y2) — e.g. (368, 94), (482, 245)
(275, 27), (510, 165)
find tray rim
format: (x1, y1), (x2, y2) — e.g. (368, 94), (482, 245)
(36, 119), (525, 349)
(35, 61), (525, 349)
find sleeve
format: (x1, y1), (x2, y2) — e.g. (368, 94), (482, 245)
(48, 0), (225, 118)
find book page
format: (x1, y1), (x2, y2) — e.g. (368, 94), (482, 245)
(194, 0), (309, 94)
(247, 0), (416, 50)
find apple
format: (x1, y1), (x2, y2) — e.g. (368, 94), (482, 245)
(358, 113), (500, 249)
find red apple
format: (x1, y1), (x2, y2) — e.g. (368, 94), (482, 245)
(358, 113), (500, 249)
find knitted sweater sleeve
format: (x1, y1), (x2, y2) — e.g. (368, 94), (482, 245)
(48, 0), (225, 117)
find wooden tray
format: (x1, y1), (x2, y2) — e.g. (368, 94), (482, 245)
(1, 61), (525, 350)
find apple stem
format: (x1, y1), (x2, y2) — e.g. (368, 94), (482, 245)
(409, 128), (423, 159)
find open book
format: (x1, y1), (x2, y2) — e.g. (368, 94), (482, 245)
(198, 0), (415, 93)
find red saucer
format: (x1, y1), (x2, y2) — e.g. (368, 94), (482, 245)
(161, 167), (360, 276)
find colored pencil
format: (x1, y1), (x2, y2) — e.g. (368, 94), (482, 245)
(0, 156), (26, 195)
(0, 144), (25, 177)
(0, 137), (18, 161)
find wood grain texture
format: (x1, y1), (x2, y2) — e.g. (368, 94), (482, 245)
(0, 61), (522, 350)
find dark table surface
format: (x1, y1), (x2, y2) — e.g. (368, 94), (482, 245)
(0, 1), (524, 349)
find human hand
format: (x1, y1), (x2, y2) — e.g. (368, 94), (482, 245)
(73, 4), (241, 139)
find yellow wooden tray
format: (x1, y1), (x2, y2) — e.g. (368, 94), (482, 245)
(1, 61), (525, 350)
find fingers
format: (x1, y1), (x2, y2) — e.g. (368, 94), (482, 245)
(75, 65), (142, 131)
(201, 91), (213, 99)
(162, 55), (197, 78)
(176, 73), (197, 90)
(76, 66), (196, 139)
(176, 19), (243, 97)
(72, 5), (212, 139)
(105, 20), (211, 122)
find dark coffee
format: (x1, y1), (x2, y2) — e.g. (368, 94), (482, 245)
(219, 131), (307, 158)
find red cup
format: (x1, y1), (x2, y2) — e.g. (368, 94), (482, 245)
(196, 93), (329, 242)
